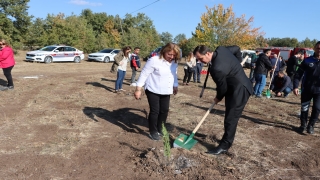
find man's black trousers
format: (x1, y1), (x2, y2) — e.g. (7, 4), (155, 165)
(220, 86), (250, 149)
(300, 90), (320, 126)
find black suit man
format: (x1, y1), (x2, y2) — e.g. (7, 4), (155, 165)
(193, 45), (253, 155)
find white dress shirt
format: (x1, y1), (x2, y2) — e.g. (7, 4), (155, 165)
(136, 56), (178, 95)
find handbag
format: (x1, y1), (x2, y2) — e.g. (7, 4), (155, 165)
(188, 66), (195, 73)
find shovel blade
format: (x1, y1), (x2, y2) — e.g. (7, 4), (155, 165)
(266, 89), (271, 98)
(173, 133), (198, 150)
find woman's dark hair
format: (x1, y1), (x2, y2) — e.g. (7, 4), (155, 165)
(122, 46), (132, 57)
(297, 50), (304, 55)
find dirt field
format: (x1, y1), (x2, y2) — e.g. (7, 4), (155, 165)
(0, 51), (319, 179)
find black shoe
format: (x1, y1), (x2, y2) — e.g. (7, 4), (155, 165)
(307, 125), (314, 134)
(206, 146), (228, 155)
(298, 126), (306, 133)
(157, 132), (163, 137)
(255, 95), (262, 98)
(197, 81), (201, 83)
(149, 132), (160, 141)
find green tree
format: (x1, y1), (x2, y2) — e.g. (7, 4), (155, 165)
(310, 39), (318, 47)
(37, 13), (96, 53)
(267, 37), (298, 47)
(179, 37), (199, 57)
(64, 15), (96, 53)
(160, 32), (173, 45)
(80, 9), (110, 37)
(174, 34), (187, 44)
(256, 35), (268, 48)
(43, 13), (66, 45)
(266, 38), (279, 47)
(0, 0), (32, 47)
(120, 13), (161, 57)
(25, 18), (47, 49)
(298, 38), (315, 48)
(0, 13), (15, 41)
(102, 18), (121, 49)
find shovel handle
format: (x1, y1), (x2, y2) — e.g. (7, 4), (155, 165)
(199, 64), (211, 98)
(192, 102), (215, 134)
(240, 55), (249, 67)
(268, 52), (281, 90)
(199, 87), (205, 98)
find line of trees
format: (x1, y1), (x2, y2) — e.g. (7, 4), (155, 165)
(0, 1), (317, 58)
(266, 37), (318, 48)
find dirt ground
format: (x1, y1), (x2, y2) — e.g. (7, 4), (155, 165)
(0, 51), (319, 180)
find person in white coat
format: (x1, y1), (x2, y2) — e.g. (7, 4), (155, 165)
(134, 43), (180, 140)
(183, 52), (196, 85)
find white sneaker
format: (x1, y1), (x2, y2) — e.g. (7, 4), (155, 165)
(130, 83), (137, 86)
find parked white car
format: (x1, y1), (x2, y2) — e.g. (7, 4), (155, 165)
(88, 48), (120, 63)
(26, 45), (85, 63)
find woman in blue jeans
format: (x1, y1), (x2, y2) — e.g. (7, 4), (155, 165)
(114, 46), (131, 93)
(193, 59), (203, 83)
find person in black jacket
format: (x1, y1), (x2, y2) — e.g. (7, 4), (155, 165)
(270, 71), (292, 98)
(253, 49), (273, 98)
(249, 51), (260, 83)
(293, 41), (320, 134)
(286, 50), (304, 82)
(193, 45), (253, 155)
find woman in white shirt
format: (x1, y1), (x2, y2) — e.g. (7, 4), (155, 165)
(183, 52), (196, 85)
(134, 43), (180, 141)
(113, 46), (131, 93)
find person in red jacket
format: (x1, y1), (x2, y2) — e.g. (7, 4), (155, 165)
(0, 39), (16, 90)
(130, 47), (141, 84)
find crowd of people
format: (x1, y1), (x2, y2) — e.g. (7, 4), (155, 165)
(251, 49), (304, 98)
(132, 41), (319, 155)
(2, 39), (319, 156)
(247, 42), (320, 137)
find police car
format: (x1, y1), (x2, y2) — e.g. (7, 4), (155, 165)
(25, 45), (85, 63)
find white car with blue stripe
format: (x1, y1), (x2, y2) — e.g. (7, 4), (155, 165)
(26, 45), (85, 63)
